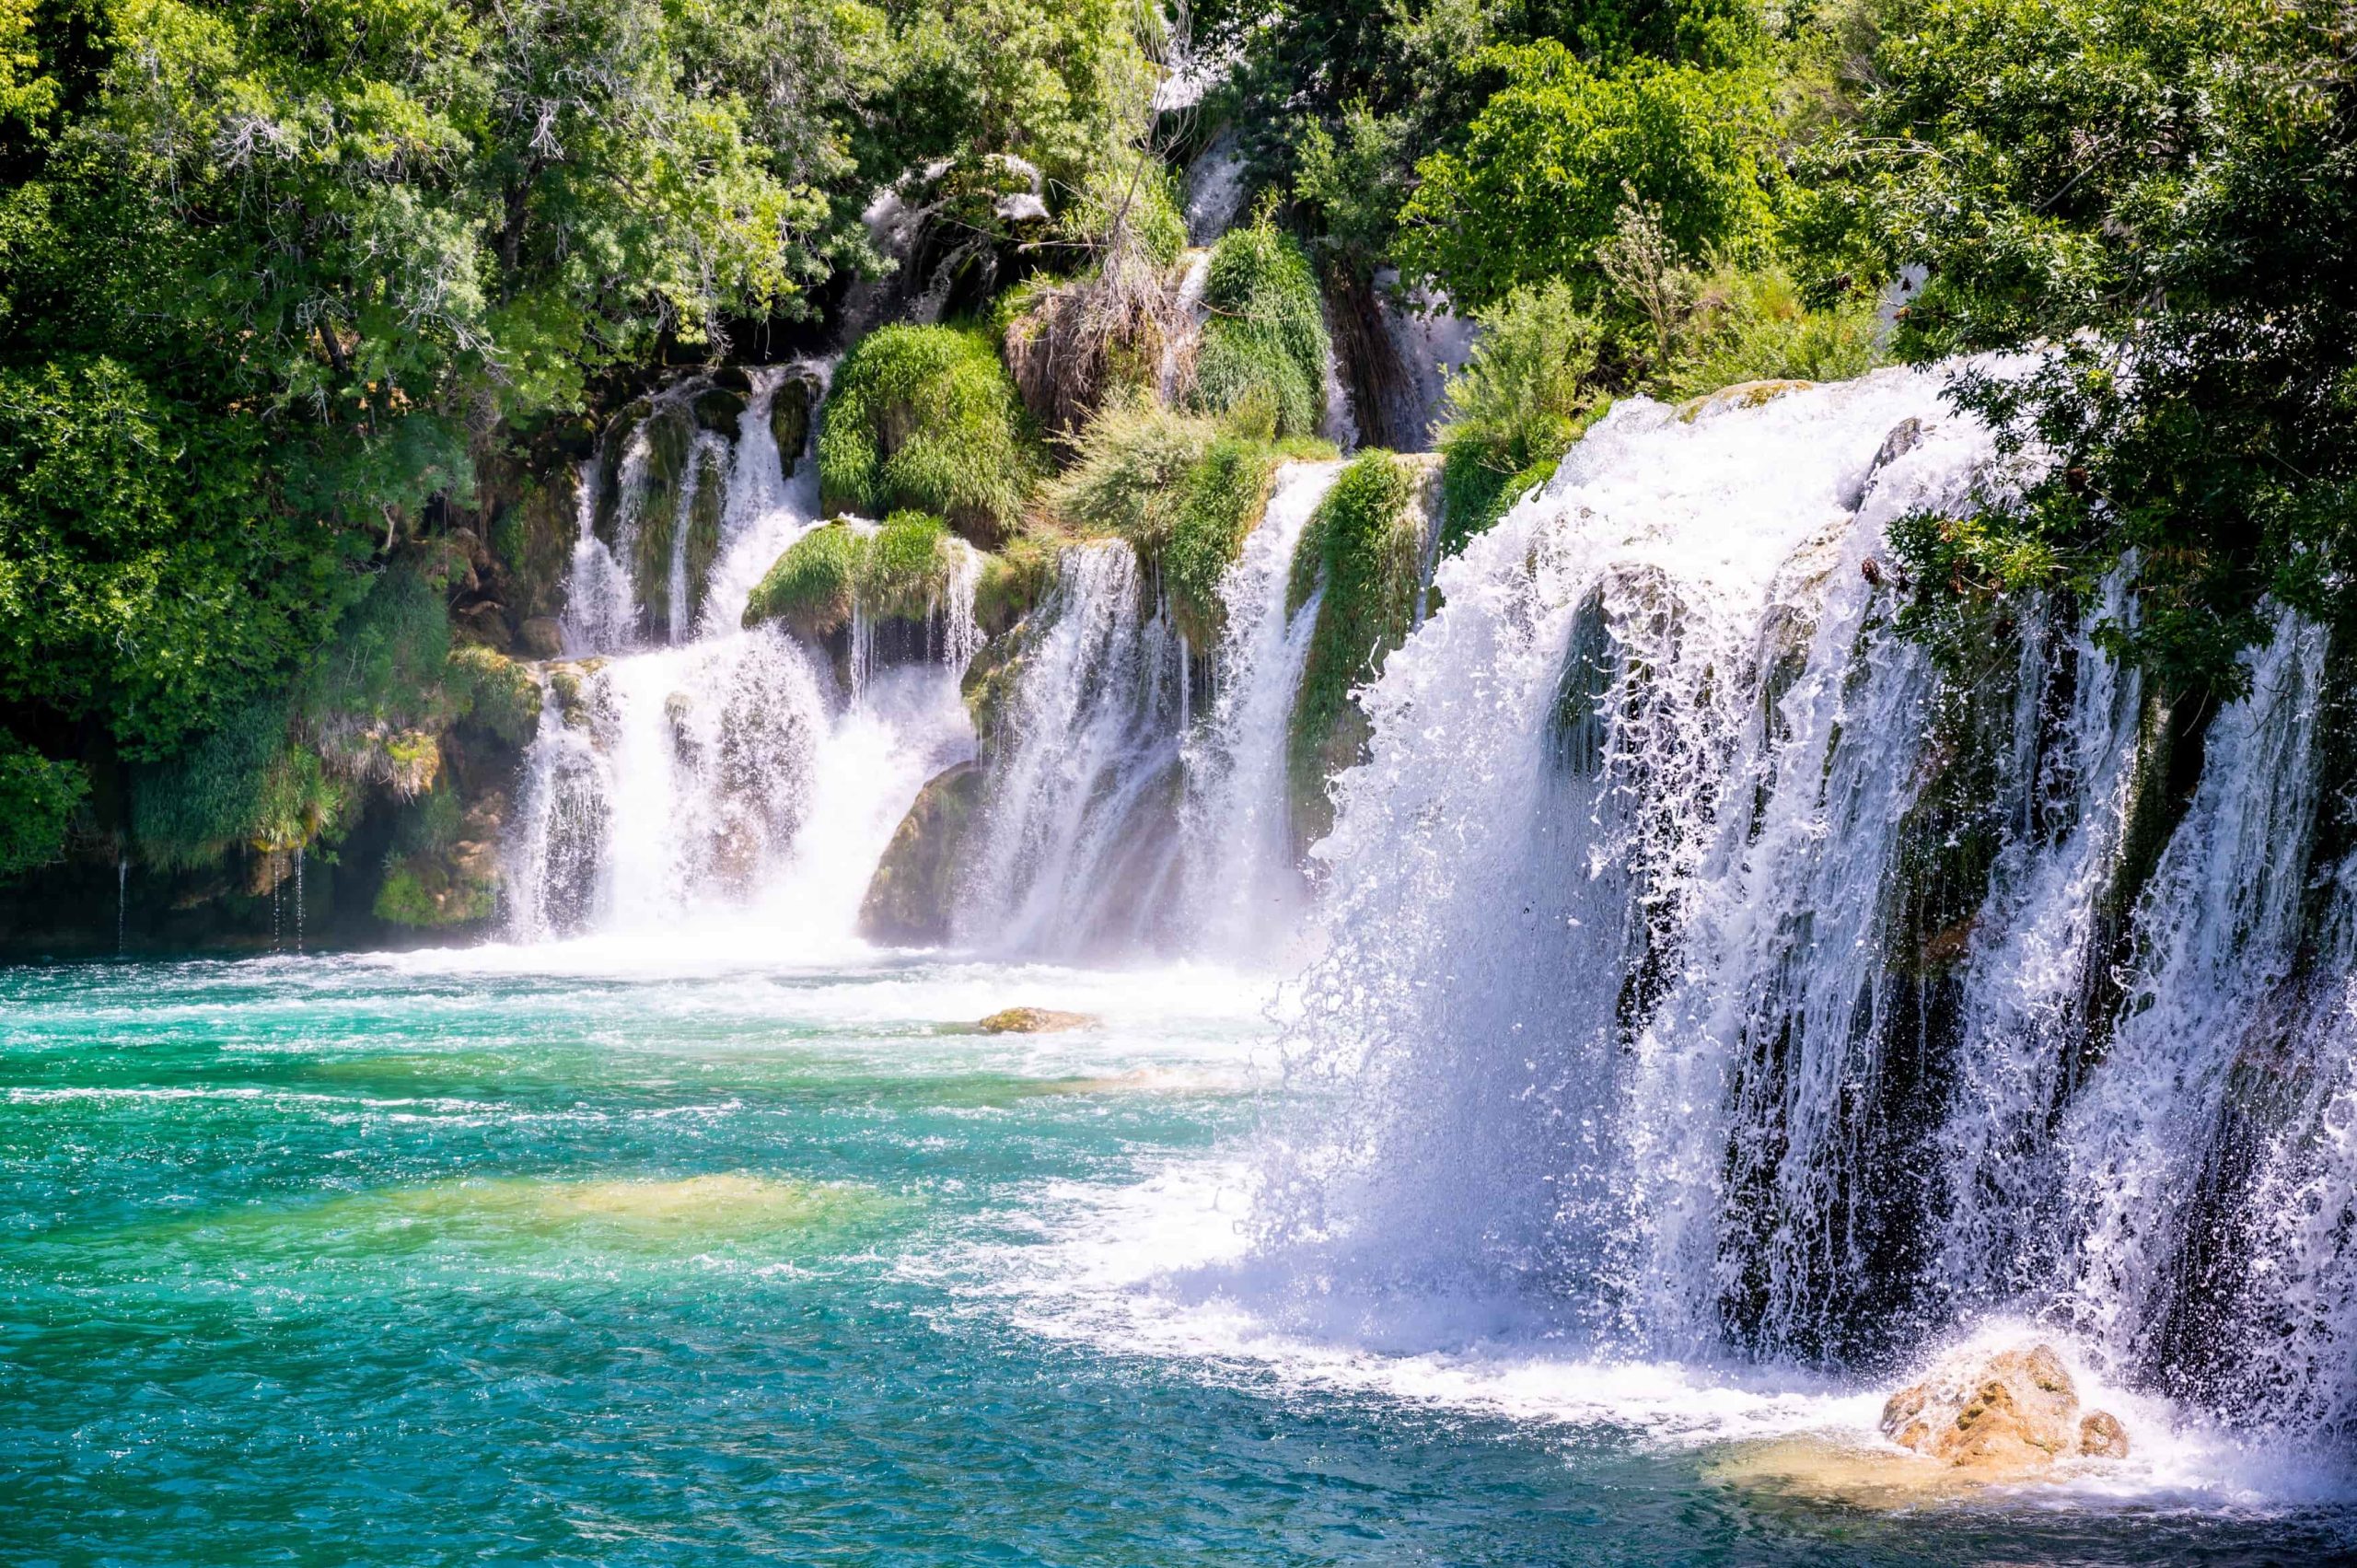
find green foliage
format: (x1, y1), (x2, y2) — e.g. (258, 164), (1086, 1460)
(129, 697), (291, 869)
(1287, 452), (1423, 827)
(819, 325), (1034, 541)
(447, 646), (541, 747)
(0, 355), (361, 759)
(1049, 397), (1219, 543)
(1061, 154), (1188, 268)
(1434, 280), (1607, 552)
(1822, 0), (2357, 698)
(1189, 219), (1329, 440)
(1396, 42), (1775, 311)
(0, 735), (87, 877)
(1293, 102), (1414, 281)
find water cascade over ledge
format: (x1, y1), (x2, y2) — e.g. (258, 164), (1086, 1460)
(1258, 366), (2357, 1450)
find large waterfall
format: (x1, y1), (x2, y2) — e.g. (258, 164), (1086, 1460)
(1258, 366), (2357, 1446)
(503, 369), (976, 945)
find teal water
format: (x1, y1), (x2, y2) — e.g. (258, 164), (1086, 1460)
(3, 951), (2347, 1565)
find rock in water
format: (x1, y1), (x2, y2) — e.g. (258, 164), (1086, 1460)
(858, 763), (982, 945)
(1879, 1342), (2129, 1473)
(976, 1008), (1097, 1034)
(2078, 1408), (2131, 1458)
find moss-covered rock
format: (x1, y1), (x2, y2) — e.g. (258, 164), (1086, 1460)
(1187, 218), (1329, 440)
(742, 514), (963, 642)
(858, 762), (984, 944)
(692, 386), (748, 434)
(1286, 451), (1427, 844)
(1044, 398), (1291, 645)
(744, 522), (868, 638)
(819, 325), (1035, 545)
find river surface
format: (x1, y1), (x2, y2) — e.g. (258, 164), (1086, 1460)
(3, 945), (2350, 1564)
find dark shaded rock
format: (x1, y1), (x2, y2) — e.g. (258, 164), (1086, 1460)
(693, 386), (748, 435)
(452, 599), (514, 653)
(771, 375), (815, 473)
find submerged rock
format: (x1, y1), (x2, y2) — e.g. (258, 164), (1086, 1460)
(1879, 1342), (2129, 1473)
(976, 1007), (1098, 1034)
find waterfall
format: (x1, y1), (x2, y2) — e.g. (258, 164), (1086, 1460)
(1179, 460), (1341, 955)
(956, 461), (1351, 961)
(958, 541), (1187, 954)
(1256, 362), (2357, 1448)
(503, 366), (977, 947)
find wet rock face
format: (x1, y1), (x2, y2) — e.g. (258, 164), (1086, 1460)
(1880, 1343), (2129, 1472)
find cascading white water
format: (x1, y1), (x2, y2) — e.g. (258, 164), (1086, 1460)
(958, 459), (1362, 963)
(958, 541), (1187, 954)
(1178, 460), (1341, 955)
(505, 367), (978, 946)
(1254, 361), (2357, 1449)
(1264, 372), (1999, 1353)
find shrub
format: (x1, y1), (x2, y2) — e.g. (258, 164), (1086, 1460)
(0, 738), (89, 877)
(447, 645), (541, 746)
(1434, 280), (1608, 553)
(1667, 266), (1882, 396)
(819, 325), (1034, 543)
(1047, 398), (1283, 643)
(1189, 219), (1330, 440)
(1287, 452), (1424, 833)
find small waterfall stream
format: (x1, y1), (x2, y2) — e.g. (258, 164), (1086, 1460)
(958, 460), (1349, 961)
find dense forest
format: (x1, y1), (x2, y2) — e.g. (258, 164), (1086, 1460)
(1, 0), (2351, 934)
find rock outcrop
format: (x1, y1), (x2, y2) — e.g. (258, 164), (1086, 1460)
(1879, 1342), (2129, 1474)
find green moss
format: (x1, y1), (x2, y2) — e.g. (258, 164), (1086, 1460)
(1166, 438), (1280, 645)
(0, 737), (89, 877)
(974, 535), (1059, 637)
(1440, 447), (1562, 556)
(447, 645), (541, 747)
(1188, 219), (1330, 440)
(743, 514), (965, 638)
(684, 442), (728, 625)
(819, 325), (1035, 543)
(1286, 452), (1424, 841)
(373, 856), (496, 927)
(744, 522), (868, 638)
